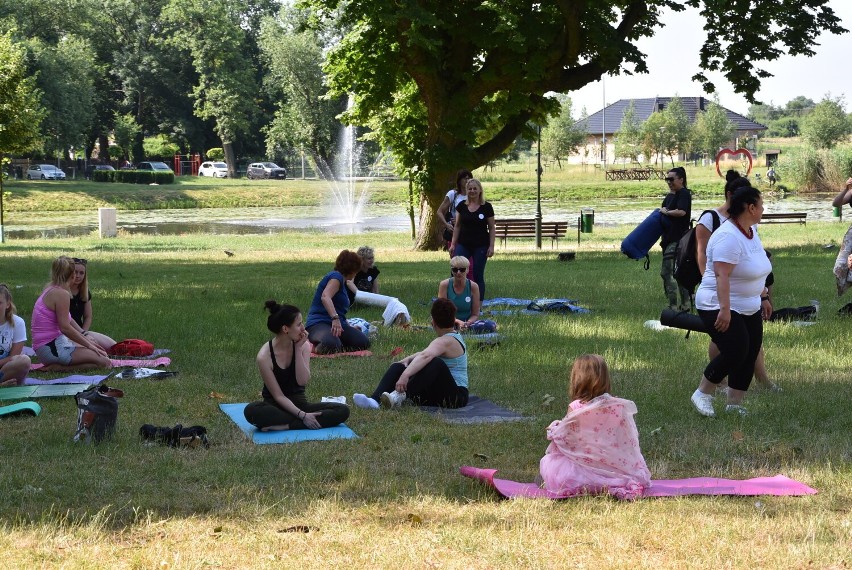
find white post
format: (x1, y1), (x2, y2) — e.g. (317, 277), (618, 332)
(98, 208), (117, 238)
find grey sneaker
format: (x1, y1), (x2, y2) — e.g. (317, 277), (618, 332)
(691, 390), (716, 417)
(380, 391), (406, 409)
(724, 404), (748, 416)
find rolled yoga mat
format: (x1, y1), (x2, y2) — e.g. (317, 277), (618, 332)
(660, 309), (709, 334)
(621, 209), (671, 260)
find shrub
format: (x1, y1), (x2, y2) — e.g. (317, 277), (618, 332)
(206, 147), (224, 160)
(777, 146), (824, 190)
(92, 170), (116, 182)
(143, 135), (180, 159)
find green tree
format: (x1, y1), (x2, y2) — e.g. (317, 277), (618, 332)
(614, 101), (642, 164)
(161, 0), (260, 175)
(112, 112), (141, 162)
(0, 29), (44, 242)
(660, 96), (691, 164)
(767, 117), (800, 137)
(640, 111), (668, 165)
(259, 8), (345, 177)
(540, 94), (584, 169)
(691, 100), (736, 158)
(143, 135), (179, 159)
(801, 96), (850, 149)
(306, 0), (844, 248)
(785, 96), (816, 116)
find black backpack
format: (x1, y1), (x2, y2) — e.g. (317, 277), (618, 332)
(74, 385), (123, 444)
(673, 210), (720, 294)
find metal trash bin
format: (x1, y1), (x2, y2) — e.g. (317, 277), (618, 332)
(580, 208), (595, 233)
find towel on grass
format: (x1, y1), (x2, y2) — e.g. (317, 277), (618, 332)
(219, 403), (358, 444)
(460, 466), (817, 499)
(23, 346), (171, 358)
(30, 356), (171, 370)
(419, 396), (527, 424)
(481, 297), (589, 316)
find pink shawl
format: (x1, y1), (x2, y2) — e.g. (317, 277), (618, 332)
(539, 394), (651, 500)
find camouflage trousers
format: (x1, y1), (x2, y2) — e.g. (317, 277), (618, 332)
(661, 242), (692, 311)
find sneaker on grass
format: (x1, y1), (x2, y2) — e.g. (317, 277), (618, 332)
(380, 390), (406, 409)
(691, 389), (716, 417)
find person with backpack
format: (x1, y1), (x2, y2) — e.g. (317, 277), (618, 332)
(695, 172), (778, 392)
(659, 167), (692, 311)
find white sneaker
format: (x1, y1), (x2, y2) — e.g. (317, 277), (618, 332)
(380, 390), (406, 409)
(691, 390), (716, 417)
(321, 396), (347, 405)
(724, 404), (748, 416)
(353, 393), (379, 409)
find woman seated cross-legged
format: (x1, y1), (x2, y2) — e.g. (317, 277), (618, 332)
(353, 298), (469, 410)
(438, 256), (481, 330)
(244, 301), (350, 431)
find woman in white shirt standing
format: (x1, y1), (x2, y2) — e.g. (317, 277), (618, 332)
(690, 186), (772, 417)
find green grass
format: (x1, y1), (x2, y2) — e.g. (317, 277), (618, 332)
(0, 224), (849, 568)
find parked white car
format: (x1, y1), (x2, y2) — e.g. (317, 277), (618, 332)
(198, 161), (228, 178)
(27, 164), (66, 180)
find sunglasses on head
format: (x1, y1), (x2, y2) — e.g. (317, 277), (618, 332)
(451, 267), (466, 273)
(72, 258), (87, 265)
(665, 177), (677, 182)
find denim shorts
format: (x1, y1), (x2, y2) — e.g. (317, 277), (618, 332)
(35, 335), (76, 365)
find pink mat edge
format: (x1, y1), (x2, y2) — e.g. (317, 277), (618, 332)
(459, 466), (817, 499)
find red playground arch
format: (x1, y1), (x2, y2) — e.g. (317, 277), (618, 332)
(174, 153), (201, 176)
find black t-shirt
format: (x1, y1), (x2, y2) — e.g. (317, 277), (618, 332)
(660, 188), (692, 247)
(455, 201), (495, 248)
(353, 267), (379, 293)
(70, 290), (92, 328)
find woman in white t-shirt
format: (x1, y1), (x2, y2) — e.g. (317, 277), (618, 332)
(436, 169), (472, 251)
(690, 186), (772, 418)
(696, 172), (778, 392)
(0, 284), (31, 386)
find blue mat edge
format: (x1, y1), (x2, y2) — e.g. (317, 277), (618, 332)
(219, 403), (358, 444)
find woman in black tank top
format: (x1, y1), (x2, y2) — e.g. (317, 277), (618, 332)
(244, 301), (349, 431)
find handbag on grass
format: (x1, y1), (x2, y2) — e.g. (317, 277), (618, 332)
(74, 385), (123, 444)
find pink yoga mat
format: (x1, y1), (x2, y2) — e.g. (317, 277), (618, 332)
(30, 357), (171, 370)
(460, 466), (817, 499)
(310, 350), (372, 359)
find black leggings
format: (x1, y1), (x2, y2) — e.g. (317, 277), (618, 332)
(371, 359), (469, 408)
(306, 322), (370, 354)
(698, 309), (763, 391)
(244, 394), (350, 430)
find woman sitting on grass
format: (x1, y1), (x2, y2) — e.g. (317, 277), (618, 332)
(353, 298), (468, 410)
(31, 256), (111, 371)
(306, 250), (371, 354)
(69, 257), (116, 351)
(438, 256), (481, 330)
(539, 354), (651, 500)
(0, 284), (31, 386)
(244, 301), (350, 431)
(345, 245), (411, 326)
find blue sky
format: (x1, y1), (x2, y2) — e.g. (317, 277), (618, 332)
(567, 1), (852, 117)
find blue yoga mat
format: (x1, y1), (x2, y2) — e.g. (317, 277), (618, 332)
(219, 403), (358, 444)
(0, 401), (41, 417)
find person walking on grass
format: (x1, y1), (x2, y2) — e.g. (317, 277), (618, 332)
(690, 186), (772, 418)
(659, 166), (692, 311)
(244, 301), (350, 431)
(450, 178), (495, 301)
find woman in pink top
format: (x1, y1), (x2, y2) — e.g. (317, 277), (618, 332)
(539, 354), (651, 500)
(31, 256), (111, 371)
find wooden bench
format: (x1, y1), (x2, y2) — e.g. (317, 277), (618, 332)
(494, 219), (568, 247)
(759, 212), (807, 224)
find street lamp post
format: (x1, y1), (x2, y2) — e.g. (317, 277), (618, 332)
(536, 125), (542, 249)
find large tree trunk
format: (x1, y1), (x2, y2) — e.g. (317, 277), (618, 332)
(414, 165), (457, 250)
(223, 142), (237, 177)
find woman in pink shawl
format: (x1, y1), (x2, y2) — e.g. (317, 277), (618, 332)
(539, 354), (651, 500)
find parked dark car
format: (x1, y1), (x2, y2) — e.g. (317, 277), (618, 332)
(85, 164), (116, 179)
(247, 162), (287, 180)
(137, 161), (174, 172)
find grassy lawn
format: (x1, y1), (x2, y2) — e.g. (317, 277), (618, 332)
(0, 221), (849, 568)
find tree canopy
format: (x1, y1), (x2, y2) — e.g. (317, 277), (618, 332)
(306, 0), (846, 248)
